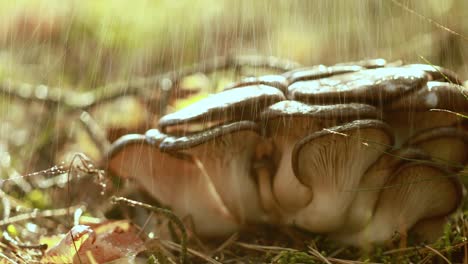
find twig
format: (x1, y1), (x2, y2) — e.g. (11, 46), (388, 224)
(423, 245), (452, 264)
(307, 245), (332, 264)
(111, 196), (189, 264)
(0, 55), (300, 112)
(160, 240), (222, 264)
(79, 111), (111, 155)
(0, 205), (84, 226)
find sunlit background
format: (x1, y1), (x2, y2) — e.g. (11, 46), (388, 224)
(0, 1), (467, 262)
(0, 0), (467, 88)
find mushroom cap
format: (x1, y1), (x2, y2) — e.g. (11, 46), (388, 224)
(386, 81), (468, 112)
(288, 67), (428, 105)
(223, 75), (289, 93)
(333, 58), (387, 69)
(284, 65), (363, 84)
(261, 101), (378, 137)
(289, 119), (394, 232)
(403, 64), (462, 84)
(105, 131), (239, 237)
(384, 82), (468, 144)
(158, 85), (285, 134)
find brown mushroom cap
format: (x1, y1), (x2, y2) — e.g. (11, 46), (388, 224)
(160, 121), (267, 224)
(259, 101), (378, 212)
(403, 64), (462, 84)
(284, 65), (363, 84)
(158, 85), (285, 134)
(333, 58), (387, 69)
(105, 131), (238, 237)
(337, 163), (462, 245)
(384, 81), (468, 144)
(288, 67), (428, 105)
(223, 75), (289, 93)
(288, 119), (394, 232)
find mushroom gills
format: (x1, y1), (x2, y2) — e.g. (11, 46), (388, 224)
(403, 127), (468, 169)
(159, 121), (267, 224)
(107, 134), (238, 237)
(341, 148), (429, 232)
(335, 163), (462, 245)
(288, 120), (393, 232)
(261, 101), (378, 213)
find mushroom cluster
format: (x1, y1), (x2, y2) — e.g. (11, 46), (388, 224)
(105, 59), (468, 246)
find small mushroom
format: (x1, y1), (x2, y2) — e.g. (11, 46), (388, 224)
(385, 81), (468, 144)
(288, 67), (428, 106)
(158, 85), (285, 134)
(260, 101), (378, 212)
(159, 121), (267, 224)
(337, 163), (462, 245)
(288, 120), (393, 232)
(104, 131), (239, 236)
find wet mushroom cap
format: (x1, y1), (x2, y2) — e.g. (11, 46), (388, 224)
(158, 85), (285, 134)
(223, 75), (289, 93)
(288, 67), (428, 105)
(385, 81), (468, 112)
(403, 64), (462, 84)
(261, 101), (379, 139)
(333, 58), (387, 69)
(284, 65), (363, 84)
(384, 81), (468, 144)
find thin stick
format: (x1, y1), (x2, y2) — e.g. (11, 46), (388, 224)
(161, 240), (222, 264)
(0, 55), (300, 112)
(0, 205), (83, 226)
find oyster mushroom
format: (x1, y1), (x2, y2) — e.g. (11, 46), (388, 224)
(403, 126), (468, 168)
(340, 148), (429, 232)
(385, 81), (468, 144)
(289, 120), (393, 232)
(159, 121), (267, 224)
(337, 163), (462, 245)
(288, 67), (428, 106)
(159, 85), (285, 134)
(105, 131), (238, 237)
(260, 101), (378, 213)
